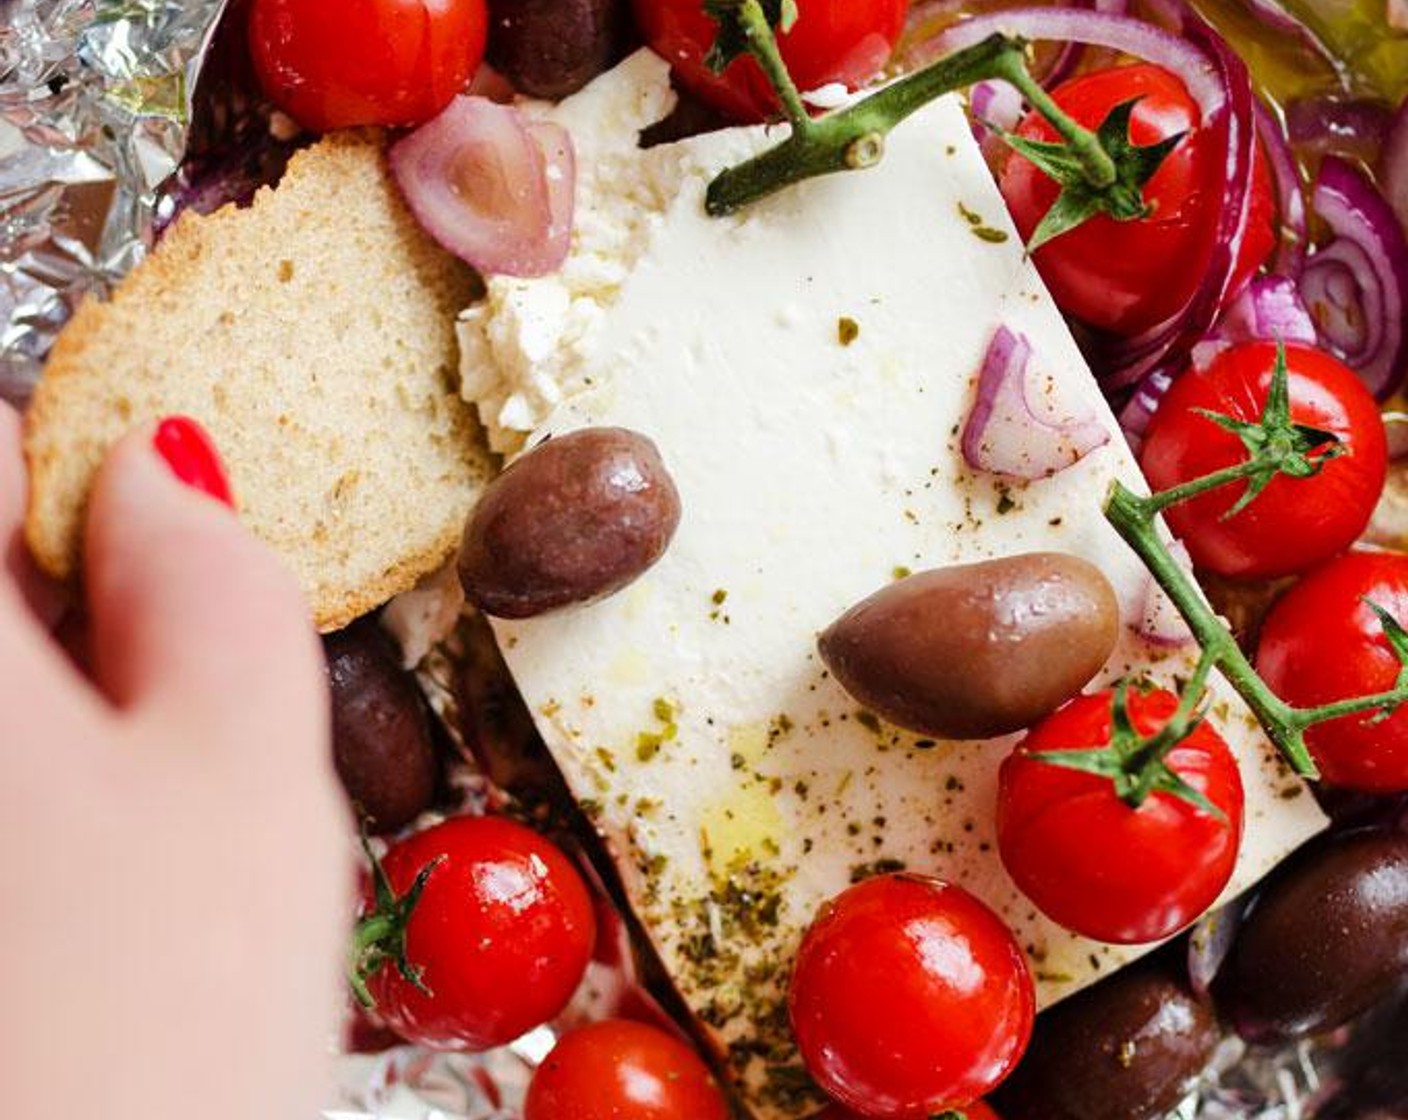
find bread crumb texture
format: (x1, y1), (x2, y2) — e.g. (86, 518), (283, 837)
(24, 132), (494, 632)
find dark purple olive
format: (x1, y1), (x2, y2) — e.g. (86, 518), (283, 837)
(1214, 827), (1408, 1043)
(818, 552), (1119, 739)
(459, 427), (682, 619)
(486, 0), (626, 100)
(993, 963), (1221, 1120)
(324, 619), (439, 833)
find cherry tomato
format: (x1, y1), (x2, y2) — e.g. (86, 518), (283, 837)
(999, 64), (1275, 336)
(249, 0), (488, 132)
(998, 688), (1245, 945)
(524, 1019), (731, 1120)
(1141, 341), (1387, 580)
(1257, 550), (1408, 792)
(631, 0), (909, 122)
(789, 873), (1034, 1118)
(362, 815), (595, 1050)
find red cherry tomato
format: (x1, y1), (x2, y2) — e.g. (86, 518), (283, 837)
(1257, 550), (1408, 792)
(1141, 341), (1387, 580)
(998, 688), (1245, 945)
(362, 815), (595, 1050)
(999, 63), (1275, 336)
(789, 874), (1034, 1118)
(631, 0), (909, 122)
(249, 0), (488, 132)
(524, 1019), (731, 1120)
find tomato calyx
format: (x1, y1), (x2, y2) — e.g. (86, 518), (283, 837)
(703, 0), (798, 74)
(348, 838), (444, 1009)
(1028, 658), (1224, 817)
(989, 96), (1183, 252)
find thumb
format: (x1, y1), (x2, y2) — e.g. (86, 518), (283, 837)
(84, 417), (326, 742)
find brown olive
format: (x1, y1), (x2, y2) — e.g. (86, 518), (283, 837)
(993, 963), (1222, 1120)
(818, 552), (1119, 739)
(459, 427), (682, 619)
(324, 619), (439, 833)
(486, 0), (626, 100)
(1214, 827), (1408, 1043)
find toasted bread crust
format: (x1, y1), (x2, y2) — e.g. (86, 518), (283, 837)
(25, 131), (492, 632)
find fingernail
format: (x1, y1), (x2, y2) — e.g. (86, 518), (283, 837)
(152, 417), (234, 507)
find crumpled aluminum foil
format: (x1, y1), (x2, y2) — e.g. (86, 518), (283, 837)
(0, 0), (228, 408)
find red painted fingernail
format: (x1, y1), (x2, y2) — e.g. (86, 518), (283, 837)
(152, 417), (234, 507)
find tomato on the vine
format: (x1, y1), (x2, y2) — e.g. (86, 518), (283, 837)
(249, 0), (488, 132)
(1141, 341), (1387, 580)
(631, 0), (909, 122)
(524, 1019), (731, 1120)
(788, 873), (1034, 1118)
(1257, 550), (1408, 792)
(358, 815), (595, 1051)
(998, 687), (1245, 945)
(999, 63), (1275, 336)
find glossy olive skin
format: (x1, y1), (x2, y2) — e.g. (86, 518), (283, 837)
(993, 964), (1221, 1120)
(459, 427), (682, 619)
(818, 552), (1119, 739)
(1215, 828), (1408, 1043)
(324, 619), (439, 833)
(486, 0), (625, 99)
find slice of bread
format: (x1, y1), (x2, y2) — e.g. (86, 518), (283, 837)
(24, 131), (494, 633)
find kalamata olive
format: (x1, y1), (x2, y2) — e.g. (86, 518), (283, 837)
(993, 963), (1221, 1120)
(818, 552), (1119, 739)
(459, 427), (682, 619)
(486, 0), (625, 100)
(1214, 827), (1408, 1043)
(324, 619), (440, 833)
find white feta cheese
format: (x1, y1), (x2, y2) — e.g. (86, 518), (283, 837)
(464, 56), (1327, 1119)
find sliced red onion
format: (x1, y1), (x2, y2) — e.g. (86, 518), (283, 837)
(1117, 368), (1173, 449)
(1233, 0), (1340, 70)
(1194, 275), (1317, 371)
(390, 97), (575, 278)
(1092, 19), (1258, 389)
(962, 327), (1110, 479)
(969, 79), (1025, 167)
(1041, 0), (1132, 88)
(1137, 539), (1196, 648)
(1301, 156), (1408, 398)
(934, 7), (1228, 118)
(1384, 98), (1408, 239)
(1187, 896), (1248, 999)
(1287, 96), (1393, 167)
(1254, 100), (1309, 277)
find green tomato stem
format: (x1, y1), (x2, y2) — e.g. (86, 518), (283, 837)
(734, 0), (813, 133)
(1103, 480), (1321, 779)
(1139, 458), (1267, 515)
(347, 912), (397, 1009)
(705, 25), (1124, 216)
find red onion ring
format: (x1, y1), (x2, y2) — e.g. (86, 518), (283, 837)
(1194, 275), (1317, 371)
(1117, 367), (1173, 448)
(1041, 0), (1133, 89)
(1384, 98), (1408, 241)
(1232, 0), (1341, 73)
(1287, 96), (1394, 167)
(390, 97), (575, 278)
(933, 6), (1228, 119)
(1187, 896), (1248, 999)
(1254, 100), (1309, 277)
(962, 326), (1110, 479)
(1301, 156), (1408, 398)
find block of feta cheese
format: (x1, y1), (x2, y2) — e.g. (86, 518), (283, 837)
(459, 52), (1327, 1119)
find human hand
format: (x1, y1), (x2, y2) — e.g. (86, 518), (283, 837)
(0, 405), (351, 1120)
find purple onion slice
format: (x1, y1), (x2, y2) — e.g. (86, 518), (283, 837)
(1302, 156), (1408, 398)
(962, 326), (1110, 479)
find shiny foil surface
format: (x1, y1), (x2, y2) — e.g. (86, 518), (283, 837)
(0, 0), (226, 407)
